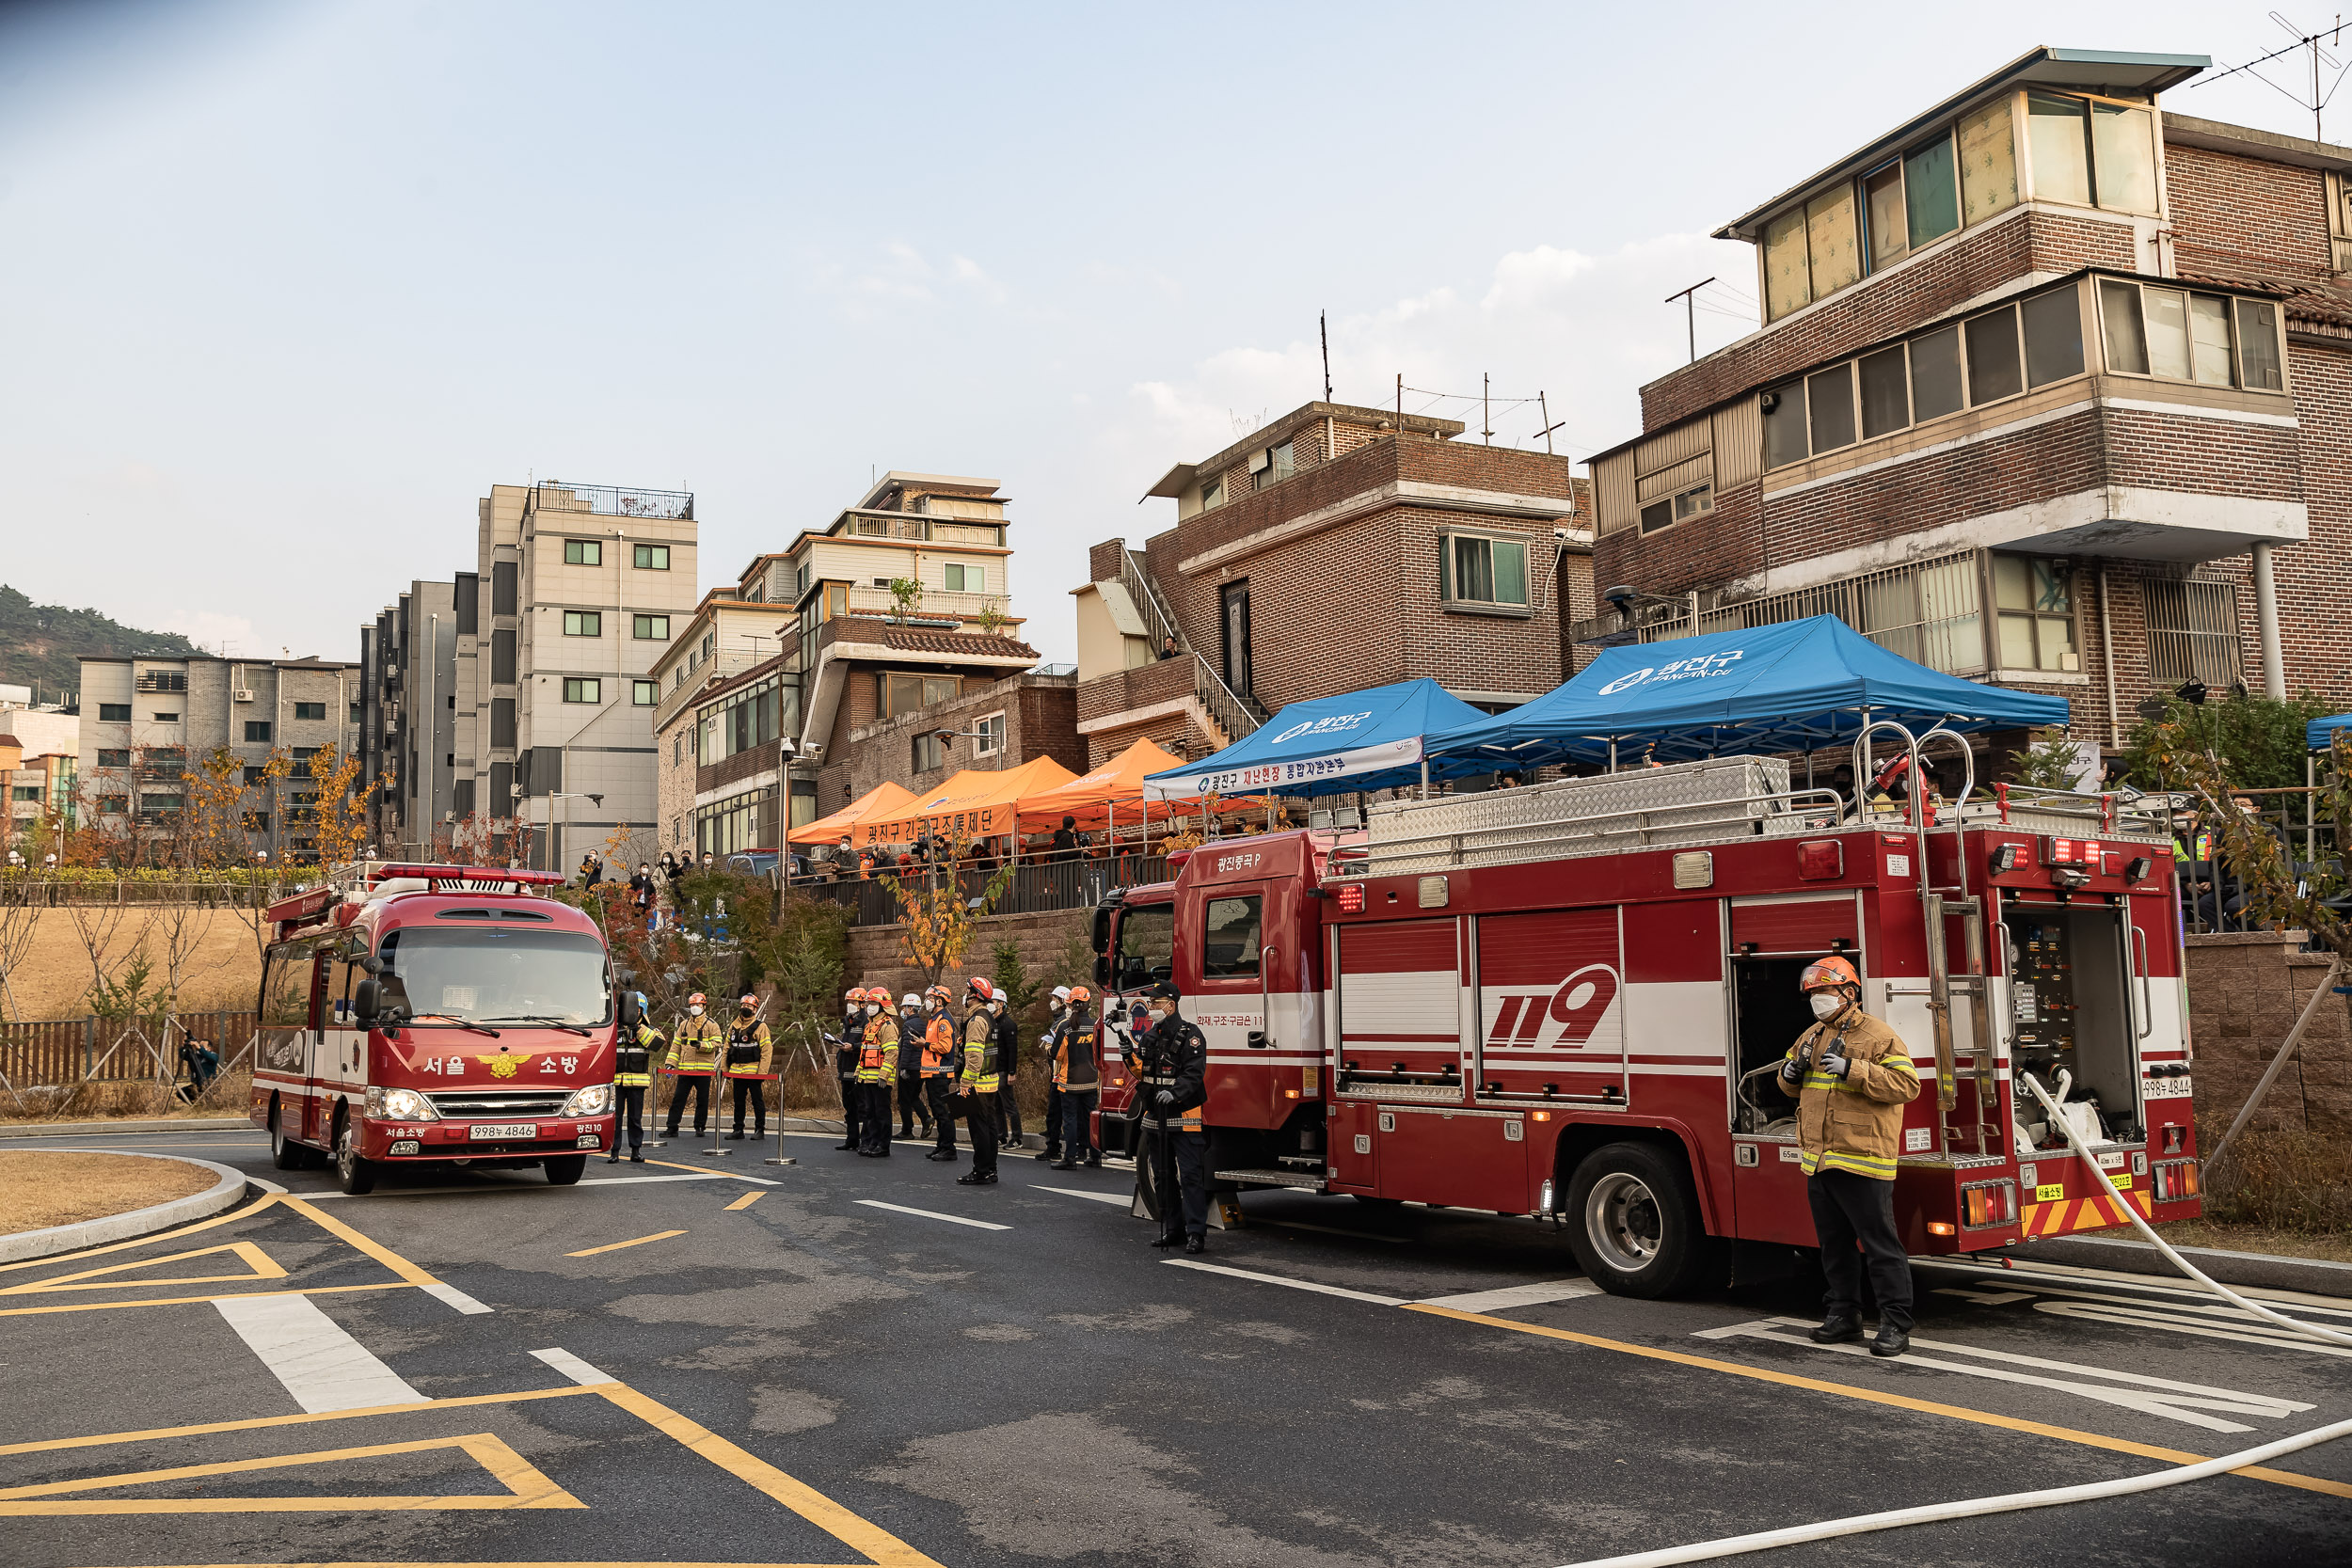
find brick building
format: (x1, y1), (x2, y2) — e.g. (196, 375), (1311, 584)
(1576, 46), (2351, 752)
(650, 472), (1077, 856)
(1073, 401), (1594, 769)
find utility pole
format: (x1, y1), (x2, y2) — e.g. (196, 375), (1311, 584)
(1395, 372), (1403, 434)
(1665, 277), (1716, 364)
(1534, 390), (1563, 456)
(1320, 311), (1332, 402)
(1482, 373), (1492, 446)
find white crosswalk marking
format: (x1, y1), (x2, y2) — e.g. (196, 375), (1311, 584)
(214, 1294), (423, 1413)
(1037, 1185), (1130, 1206)
(853, 1199), (1011, 1231)
(1164, 1258), (1407, 1306)
(1418, 1279), (1601, 1312)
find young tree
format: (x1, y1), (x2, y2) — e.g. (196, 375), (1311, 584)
(300, 744), (388, 869)
(884, 864), (1012, 990)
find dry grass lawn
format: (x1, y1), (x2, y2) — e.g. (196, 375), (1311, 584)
(0, 1150), (217, 1235)
(2150, 1218), (2352, 1268)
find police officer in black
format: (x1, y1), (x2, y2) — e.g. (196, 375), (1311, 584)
(1128, 980), (1210, 1253)
(834, 987), (869, 1153)
(607, 991), (659, 1164)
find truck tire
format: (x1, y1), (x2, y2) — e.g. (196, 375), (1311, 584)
(544, 1154), (587, 1186)
(334, 1114), (377, 1196)
(1562, 1141), (1724, 1300)
(269, 1101), (314, 1170)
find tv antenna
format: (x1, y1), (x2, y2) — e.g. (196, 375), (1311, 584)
(1665, 277), (1717, 364)
(2195, 13), (2348, 142)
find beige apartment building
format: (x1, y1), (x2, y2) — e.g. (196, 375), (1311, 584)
(449, 481), (700, 872)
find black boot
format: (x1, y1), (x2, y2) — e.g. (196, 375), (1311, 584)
(1149, 1233), (1183, 1248)
(1811, 1315), (1864, 1344)
(1183, 1234), (1205, 1255)
(1870, 1324), (1911, 1358)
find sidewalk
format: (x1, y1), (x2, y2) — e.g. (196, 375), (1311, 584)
(2001, 1232), (2352, 1300)
(0, 1116), (250, 1140)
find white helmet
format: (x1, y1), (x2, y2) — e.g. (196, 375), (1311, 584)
(1050, 985), (1071, 1005)
(900, 992), (922, 1009)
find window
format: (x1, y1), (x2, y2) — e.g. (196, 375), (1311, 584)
(1903, 134), (1959, 250)
(13, 784), (42, 802)
(243, 766), (267, 785)
(97, 794), (127, 816)
(1957, 97), (2019, 226)
(880, 673), (961, 718)
(2145, 578), (2245, 688)
(1763, 184), (1860, 319)
(1439, 533), (1530, 610)
(245, 721), (273, 743)
(1641, 483), (1713, 533)
(1200, 474), (1225, 512)
(248, 813), (269, 832)
(348, 702), (360, 722)
(632, 680), (658, 706)
(1762, 382), (1808, 467)
(1864, 163), (1906, 271)
(564, 539), (602, 566)
(98, 749), (129, 768)
(2239, 300), (2284, 390)
(99, 704), (130, 722)
(633, 543), (670, 570)
(1858, 346), (1909, 438)
(151, 711), (179, 723)
(632, 614), (669, 641)
(1257, 438), (1295, 488)
(292, 747), (319, 762)
(2026, 91), (2157, 214)
(2026, 92), (2091, 206)
(140, 793), (184, 814)
(294, 702), (326, 721)
(1200, 895), (1263, 978)
(1857, 557), (1983, 673)
(974, 712), (1007, 755)
(2100, 279), (2280, 389)
(1964, 305), (2023, 404)
(1806, 365), (1856, 451)
(1993, 556), (2079, 672)
(564, 678), (601, 703)
(674, 735), (684, 765)
(2021, 289), (2084, 388)
(913, 731), (946, 772)
(943, 562), (985, 592)
(564, 610), (602, 637)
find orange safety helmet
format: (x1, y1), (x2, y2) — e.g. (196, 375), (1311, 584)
(1066, 985), (1091, 1005)
(966, 976), (997, 1002)
(1798, 956), (1861, 993)
(687, 991), (707, 1006)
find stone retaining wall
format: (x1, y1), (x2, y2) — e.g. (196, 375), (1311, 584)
(2186, 930), (2351, 1135)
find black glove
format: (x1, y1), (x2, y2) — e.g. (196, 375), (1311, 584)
(1819, 1052), (1851, 1081)
(1154, 1090), (1174, 1108)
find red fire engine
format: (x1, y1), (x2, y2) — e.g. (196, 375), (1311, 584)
(1092, 730), (2201, 1297)
(249, 863), (619, 1195)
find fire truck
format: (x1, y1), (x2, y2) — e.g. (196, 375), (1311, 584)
(1091, 728), (2201, 1297)
(249, 863), (619, 1195)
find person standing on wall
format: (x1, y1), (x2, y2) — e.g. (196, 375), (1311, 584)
(854, 996), (901, 1157)
(952, 976), (1001, 1186)
(922, 984), (960, 1161)
(1036, 986), (1071, 1162)
(660, 992), (724, 1141)
(834, 987), (870, 1153)
(723, 993), (774, 1141)
(608, 991), (660, 1164)
(1130, 981), (1208, 1252)
(1048, 986), (1101, 1170)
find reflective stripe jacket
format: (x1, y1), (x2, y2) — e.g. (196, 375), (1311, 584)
(1136, 1014), (1207, 1132)
(855, 1014), (899, 1085)
(1051, 1013), (1099, 1092)
(723, 1019), (773, 1079)
(664, 1016), (725, 1073)
(921, 1013), (958, 1077)
(956, 1008), (999, 1095)
(1783, 1010), (1919, 1180)
(612, 1022), (661, 1087)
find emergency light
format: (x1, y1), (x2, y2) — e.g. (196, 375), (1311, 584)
(1335, 881), (1365, 913)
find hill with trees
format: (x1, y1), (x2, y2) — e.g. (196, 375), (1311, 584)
(0, 584), (203, 705)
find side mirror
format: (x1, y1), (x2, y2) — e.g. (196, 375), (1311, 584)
(1094, 952), (1111, 988)
(354, 978), (381, 1024)
(619, 992), (641, 1027)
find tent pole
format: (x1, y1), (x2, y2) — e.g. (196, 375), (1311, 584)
(1420, 759), (1430, 800)
(1609, 740), (1617, 774)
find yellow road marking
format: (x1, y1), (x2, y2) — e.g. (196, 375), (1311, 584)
(0, 1283), (413, 1319)
(0, 1192), (279, 1274)
(591, 1380), (943, 1567)
(0, 1385), (597, 1458)
(724, 1192), (764, 1212)
(0, 1433), (581, 1514)
(566, 1229), (686, 1258)
(0, 1242), (285, 1297)
(278, 1193), (441, 1287)
(1405, 1304), (2352, 1498)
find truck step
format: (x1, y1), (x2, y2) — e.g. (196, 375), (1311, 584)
(1216, 1166), (1329, 1192)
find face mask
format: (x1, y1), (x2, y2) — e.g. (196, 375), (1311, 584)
(1151, 1004), (1172, 1023)
(1809, 992), (1846, 1021)
(689, 1006), (704, 1018)
(866, 1003), (879, 1016)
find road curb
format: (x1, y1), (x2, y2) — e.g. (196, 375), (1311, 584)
(0, 1117), (251, 1141)
(0, 1149), (250, 1262)
(2002, 1233), (2352, 1299)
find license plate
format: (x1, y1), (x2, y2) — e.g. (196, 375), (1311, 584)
(469, 1122), (538, 1140)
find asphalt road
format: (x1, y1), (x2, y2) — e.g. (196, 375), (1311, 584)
(5, 1126), (2351, 1568)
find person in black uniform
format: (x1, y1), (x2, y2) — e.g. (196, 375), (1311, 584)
(607, 991), (659, 1164)
(897, 994), (933, 1140)
(834, 987), (869, 1152)
(1129, 980), (1210, 1253)
(990, 988), (1024, 1149)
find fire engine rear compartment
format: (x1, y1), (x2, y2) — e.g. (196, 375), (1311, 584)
(2003, 901), (2143, 1151)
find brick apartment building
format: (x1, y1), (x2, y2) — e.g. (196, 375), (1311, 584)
(650, 472), (1079, 857)
(1073, 400), (1594, 769)
(1576, 45), (2351, 750)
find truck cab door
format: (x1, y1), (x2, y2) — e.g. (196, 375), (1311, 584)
(1177, 878), (1308, 1132)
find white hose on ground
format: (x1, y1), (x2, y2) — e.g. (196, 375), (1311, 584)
(1554, 1073), (2352, 1568)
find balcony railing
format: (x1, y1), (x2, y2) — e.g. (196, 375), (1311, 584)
(135, 673), (187, 693)
(531, 481), (693, 521)
(841, 585), (1011, 625)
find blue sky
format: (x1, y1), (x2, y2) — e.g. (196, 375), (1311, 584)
(0, 1), (2329, 670)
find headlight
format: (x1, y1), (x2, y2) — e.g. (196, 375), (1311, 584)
(365, 1086), (439, 1121)
(563, 1084), (614, 1117)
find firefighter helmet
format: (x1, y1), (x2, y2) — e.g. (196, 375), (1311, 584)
(738, 993), (758, 1009)
(901, 992), (922, 1009)
(966, 976), (996, 1002)
(1799, 956), (1861, 993)
(1066, 986), (1091, 1005)
(687, 991), (707, 1006)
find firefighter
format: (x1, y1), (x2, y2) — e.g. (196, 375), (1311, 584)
(834, 987), (869, 1152)
(989, 983), (1024, 1149)
(854, 994), (901, 1157)
(1048, 985), (1101, 1170)
(921, 984), (960, 1161)
(1131, 980), (1209, 1252)
(896, 988), (933, 1141)
(607, 990), (660, 1164)
(1037, 986), (1071, 1162)
(723, 993), (773, 1141)
(1779, 954), (1921, 1358)
(952, 976), (1001, 1185)
(660, 992), (724, 1140)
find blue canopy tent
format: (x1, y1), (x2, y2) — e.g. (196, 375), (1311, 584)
(1141, 678), (1489, 801)
(1425, 615), (2070, 769)
(2307, 713), (2352, 751)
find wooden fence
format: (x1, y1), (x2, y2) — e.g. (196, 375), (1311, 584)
(0, 1010), (262, 1087)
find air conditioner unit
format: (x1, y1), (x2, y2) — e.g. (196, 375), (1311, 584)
(232, 689), (256, 704)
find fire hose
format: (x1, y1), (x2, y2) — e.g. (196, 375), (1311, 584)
(1560, 1072), (2352, 1567)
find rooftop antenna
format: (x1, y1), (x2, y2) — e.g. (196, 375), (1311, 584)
(1482, 373), (1492, 446)
(1665, 277), (1717, 364)
(2196, 13), (2347, 142)
(1319, 310), (1332, 402)
(1534, 390), (1563, 456)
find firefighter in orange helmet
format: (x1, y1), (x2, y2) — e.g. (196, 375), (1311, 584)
(722, 993), (773, 1141)
(834, 987), (871, 1152)
(1780, 954), (1921, 1357)
(1048, 986), (1102, 1170)
(921, 984), (960, 1162)
(661, 992), (725, 1140)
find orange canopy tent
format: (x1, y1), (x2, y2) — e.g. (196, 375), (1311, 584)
(847, 755), (1077, 849)
(786, 780), (916, 847)
(1016, 737), (1275, 844)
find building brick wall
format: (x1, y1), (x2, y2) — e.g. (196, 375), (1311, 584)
(2165, 142), (2332, 282)
(1089, 540), (1126, 582)
(817, 673), (1080, 822)
(2185, 932), (2352, 1136)
(2278, 341), (2352, 700)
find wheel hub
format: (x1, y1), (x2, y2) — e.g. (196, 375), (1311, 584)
(1585, 1171), (1662, 1272)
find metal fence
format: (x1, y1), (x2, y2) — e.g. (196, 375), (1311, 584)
(0, 879), (278, 908)
(2175, 790), (2346, 938)
(1, 1010), (261, 1089)
(791, 854), (1170, 927)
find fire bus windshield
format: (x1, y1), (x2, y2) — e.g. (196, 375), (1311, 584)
(376, 927), (611, 1026)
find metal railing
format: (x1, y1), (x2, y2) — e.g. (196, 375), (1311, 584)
(530, 481), (693, 521)
(2147, 578), (2245, 688)
(1120, 549), (1183, 653)
(1115, 548), (1264, 740)
(790, 853), (1170, 927)
(1190, 652), (1265, 743)
(2171, 788), (2345, 937)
